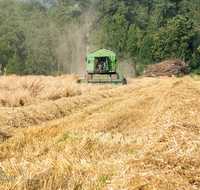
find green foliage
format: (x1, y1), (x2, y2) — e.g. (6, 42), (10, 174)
(190, 73), (200, 81)
(128, 149), (135, 154)
(99, 174), (111, 183)
(126, 24), (144, 58)
(193, 69), (200, 75)
(189, 0), (200, 31)
(22, 11), (59, 75)
(63, 133), (69, 140)
(99, 14), (129, 58)
(7, 53), (24, 75)
(152, 15), (195, 64)
(167, 15), (194, 61)
(0, 0), (200, 76)
(138, 34), (154, 70)
(152, 27), (169, 62)
(0, 18), (25, 73)
(151, 0), (176, 27)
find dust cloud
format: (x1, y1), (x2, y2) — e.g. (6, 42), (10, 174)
(58, 3), (135, 80)
(118, 59), (135, 84)
(58, 23), (87, 76)
(58, 2), (99, 76)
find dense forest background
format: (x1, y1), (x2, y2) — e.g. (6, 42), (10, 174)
(0, 0), (200, 76)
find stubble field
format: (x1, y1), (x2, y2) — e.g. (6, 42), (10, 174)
(0, 75), (200, 190)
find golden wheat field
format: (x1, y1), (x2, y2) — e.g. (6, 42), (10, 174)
(1, 74), (200, 190)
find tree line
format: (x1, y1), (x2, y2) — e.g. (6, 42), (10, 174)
(0, 0), (200, 76)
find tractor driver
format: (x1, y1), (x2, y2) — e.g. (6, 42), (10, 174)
(100, 61), (103, 70)
(96, 60), (99, 70)
(98, 58), (102, 70)
(103, 61), (107, 70)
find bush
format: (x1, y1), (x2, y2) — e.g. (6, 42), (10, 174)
(193, 69), (200, 75)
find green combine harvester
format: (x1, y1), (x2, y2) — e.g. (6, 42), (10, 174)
(77, 48), (127, 85)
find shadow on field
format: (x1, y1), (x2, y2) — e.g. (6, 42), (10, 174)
(0, 132), (12, 143)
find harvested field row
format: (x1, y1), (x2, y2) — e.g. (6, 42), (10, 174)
(1, 76), (200, 189)
(0, 78), (160, 138)
(0, 74), (117, 107)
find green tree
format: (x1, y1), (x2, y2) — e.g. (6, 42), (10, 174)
(126, 23), (144, 73)
(126, 24), (144, 58)
(22, 11), (59, 75)
(152, 15), (195, 63)
(150, 0), (176, 27)
(6, 53), (24, 75)
(49, 0), (81, 28)
(99, 14), (129, 58)
(0, 0), (199, 76)
(189, 0), (200, 61)
(0, 20), (25, 74)
(152, 27), (168, 62)
(167, 15), (194, 62)
(139, 34), (154, 67)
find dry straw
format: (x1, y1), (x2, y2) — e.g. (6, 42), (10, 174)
(145, 59), (189, 77)
(0, 74), (117, 107)
(0, 75), (200, 189)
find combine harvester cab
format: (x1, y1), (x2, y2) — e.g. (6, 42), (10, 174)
(77, 48), (127, 85)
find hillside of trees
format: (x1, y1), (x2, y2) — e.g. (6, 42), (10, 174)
(0, 0), (200, 76)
